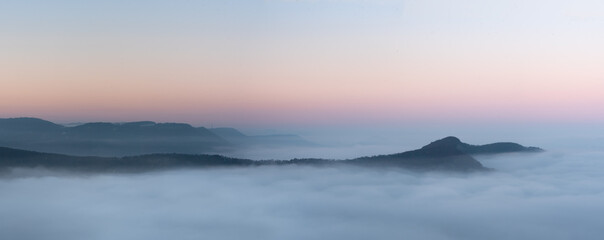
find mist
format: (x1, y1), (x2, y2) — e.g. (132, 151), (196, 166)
(2, 127), (604, 240)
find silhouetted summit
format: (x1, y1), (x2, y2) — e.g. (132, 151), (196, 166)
(348, 136), (542, 171)
(418, 136), (464, 156)
(422, 136), (461, 148)
(352, 136), (485, 171)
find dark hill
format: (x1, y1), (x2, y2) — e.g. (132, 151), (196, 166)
(0, 146), (253, 173)
(352, 136), (485, 171)
(0, 136), (535, 173)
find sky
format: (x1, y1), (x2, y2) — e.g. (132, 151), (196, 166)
(1, 0), (603, 127)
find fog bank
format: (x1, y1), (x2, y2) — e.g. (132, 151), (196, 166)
(2, 148), (604, 240)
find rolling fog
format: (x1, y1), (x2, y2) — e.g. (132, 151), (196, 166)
(1, 126), (604, 240)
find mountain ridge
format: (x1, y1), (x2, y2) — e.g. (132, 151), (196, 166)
(0, 117), (317, 156)
(0, 136), (543, 173)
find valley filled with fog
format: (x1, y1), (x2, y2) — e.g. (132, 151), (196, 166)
(2, 127), (604, 240)
(3, 0), (603, 239)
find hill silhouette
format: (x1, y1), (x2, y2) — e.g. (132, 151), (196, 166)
(0, 136), (542, 173)
(409, 136), (542, 155)
(0, 118), (318, 156)
(0, 118), (228, 156)
(352, 136), (485, 171)
(0, 117), (63, 132)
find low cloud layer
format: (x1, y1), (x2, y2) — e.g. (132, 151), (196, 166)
(2, 148), (604, 240)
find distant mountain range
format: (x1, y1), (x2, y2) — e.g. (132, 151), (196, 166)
(0, 118), (315, 156)
(0, 136), (542, 173)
